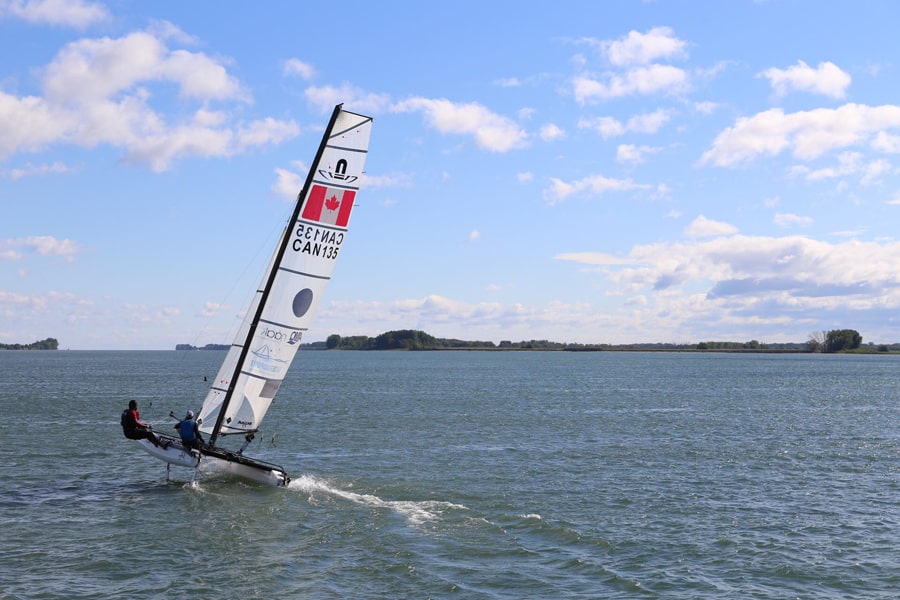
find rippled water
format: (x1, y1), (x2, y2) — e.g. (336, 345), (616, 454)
(1, 350), (898, 598)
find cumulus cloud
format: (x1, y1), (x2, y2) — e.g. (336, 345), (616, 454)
(543, 174), (652, 205)
(871, 131), (900, 153)
(304, 83), (392, 115)
(392, 97), (527, 152)
(579, 109), (672, 138)
(684, 215), (738, 238)
(758, 60), (851, 99)
(700, 103), (900, 166)
(0, 236), (81, 261)
(773, 213), (813, 228)
(539, 123), (565, 141)
(616, 144), (662, 164)
(283, 58), (315, 80)
(600, 26), (688, 67)
(196, 301), (227, 318)
(41, 30), (248, 103)
(6, 161), (74, 180)
(555, 235), (900, 311)
(0, 27), (300, 170)
(0, 0), (110, 28)
(573, 27), (690, 104)
(271, 165), (306, 199)
(574, 65), (689, 103)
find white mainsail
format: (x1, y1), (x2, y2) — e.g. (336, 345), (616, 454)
(197, 106), (372, 445)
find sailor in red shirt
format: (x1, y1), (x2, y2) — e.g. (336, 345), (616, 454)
(120, 399), (165, 448)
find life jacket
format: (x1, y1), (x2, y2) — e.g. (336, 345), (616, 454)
(178, 419), (197, 442)
(121, 409), (136, 432)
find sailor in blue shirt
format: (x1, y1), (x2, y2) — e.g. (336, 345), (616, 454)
(175, 410), (204, 451)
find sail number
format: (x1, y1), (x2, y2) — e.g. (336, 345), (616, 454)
(293, 224), (344, 259)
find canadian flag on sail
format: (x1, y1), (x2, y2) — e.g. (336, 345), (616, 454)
(301, 185), (355, 227)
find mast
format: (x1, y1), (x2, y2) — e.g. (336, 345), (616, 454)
(208, 104), (345, 448)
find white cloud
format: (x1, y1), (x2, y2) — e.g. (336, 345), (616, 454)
(304, 84), (392, 115)
(0, 28), (301, 170)
(555, 235), (900, 312)
(271, 166), (305, 199)
(616, 144), (662, 164)
(694, 101), (721, 115)
(758, 60), (851, 99)
(574, 64), (689, 103)
(789, 151), (891, 185)
(579, 109), (672, 138)
(600, 27), (688, 67)
(283, 58), (315, 80)
(701, 103), (900, 166)
(871, 131), (900, 153)
(517, 172), (534, 183)
(0, 0), (110, 28)
(572, 28), (690, 104)
(392, 97), (527, 152)
(773, 213), (813, 228)
(0, 236), (81, 261)
(539, 123), (565, 141)
(577, 116), (624, 138)
(361, 173), (410, 189)
(684, 215), (738, 238)
(6, 161), (74, 180)
(543, 174), (652, 205)
(468, 229), (480, 241)
(494, 77), (521, 88)
(196, 301), (226, 318)
(42, 31), (247, 103)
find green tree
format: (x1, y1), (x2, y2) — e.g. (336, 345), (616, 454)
(823, 329), (862, 352)
(326, 334), (341, 349)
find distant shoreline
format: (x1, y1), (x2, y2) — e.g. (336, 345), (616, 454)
(0, 337), (59, 350)
(174, 341), (900, 355)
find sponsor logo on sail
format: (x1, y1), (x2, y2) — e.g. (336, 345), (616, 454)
(318, 159), (357, 184)
(259, 326), (303, 345)
(250, 344), (286, 374)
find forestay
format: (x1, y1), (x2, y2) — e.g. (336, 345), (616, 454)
(197, 106), (373, 444)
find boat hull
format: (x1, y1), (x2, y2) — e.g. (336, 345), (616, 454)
(136, 438), (201, 468)
(203, 454), (288, 487)
(135, 438), (289, 487)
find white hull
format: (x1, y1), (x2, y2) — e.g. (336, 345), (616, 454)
(135, 438), (288, 487)
(203, 456), (288, 487)
(137, 438), (201, 468)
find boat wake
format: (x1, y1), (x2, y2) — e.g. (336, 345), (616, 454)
(288, 474), (466, 526)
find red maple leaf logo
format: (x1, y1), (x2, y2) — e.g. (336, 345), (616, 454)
(324, 194), (341, 212)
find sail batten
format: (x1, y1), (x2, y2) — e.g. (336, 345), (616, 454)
(197, 105), (372, 444)
(277, 266), (331, 279)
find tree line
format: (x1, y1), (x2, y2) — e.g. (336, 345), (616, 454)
(320, 328), (893, 353)
(0, 337), (59, 350)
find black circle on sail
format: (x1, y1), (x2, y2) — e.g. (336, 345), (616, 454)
(292, 288), (314, 318)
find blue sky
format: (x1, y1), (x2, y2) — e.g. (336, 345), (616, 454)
(2, 0), (900, 350)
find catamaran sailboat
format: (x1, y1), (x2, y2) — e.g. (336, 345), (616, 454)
(133, 105), (373, 486)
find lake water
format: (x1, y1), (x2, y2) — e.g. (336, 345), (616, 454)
(1, 350), (898, 598)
